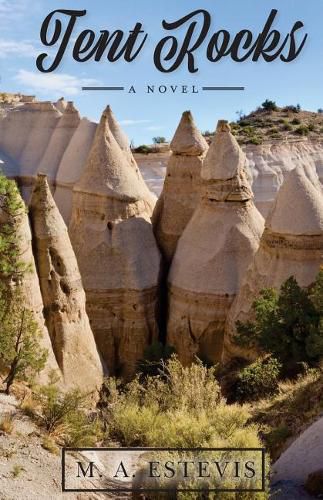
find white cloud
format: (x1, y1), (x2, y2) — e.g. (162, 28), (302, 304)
(15, 70), (100, 97)
(0, 39), (38, 58)
(120, 119), (152, 126)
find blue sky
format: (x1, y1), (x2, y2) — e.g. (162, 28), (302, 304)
(0, 0), (322, 144)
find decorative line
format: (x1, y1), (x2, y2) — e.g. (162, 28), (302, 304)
(82, 86), (125, 91)
(202, 86), (245, 91)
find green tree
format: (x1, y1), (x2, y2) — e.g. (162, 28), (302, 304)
(152, 136), (166, 144)
(0, 175), (47, 393)
(0, 295), (48, 394)
(262, 99), (278, 112)
(235, 274), (323, 369)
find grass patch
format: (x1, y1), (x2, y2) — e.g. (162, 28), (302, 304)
(41, 436), (60, 455)
(11, 464), (25, 478)
(250, 369), (323, 460)
(0, 415), (14, 434)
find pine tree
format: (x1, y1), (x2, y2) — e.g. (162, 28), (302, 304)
(0, 175), (47, 394)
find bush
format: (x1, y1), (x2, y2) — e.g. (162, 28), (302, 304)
(248, 137), (262, 145)
(100, 357), (269, 496)
(283, 123), (293, 131)
(0, 415), (15, 434)
(295, 125), (309, 136)
(136, 341), (176, 377)
(262, 100), (278, 112)
(152, 136), (166, 144)
(235, 273), (323, 371)
(291, 118), (301, 125)
(134, 145), (150, 154)
(34, 376), (102, 446)
(284, 105), (301, 113)
(236, 357), (281, 402)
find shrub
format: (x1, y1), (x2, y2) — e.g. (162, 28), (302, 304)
(284, 105), (301, 113)
(235, 273), (323, 371)
(11, 465), (25, 478)
(136, 341), (176, 377)
(283, 123), (293, 131)
(239, 120), (251, 127)
(152, 136), (166, 144)
(248, 137), (262, 145)
(101, 357), (269, 496)
(308, 123), (316, 131)
(236, 357), (281, 402)
(41, 436), (59, 455)
(295, 125), (309, 136)
(262, 100), (278, 112)
(291, 118), (301, 125)
(34, 376), (102, 446)
(0, 415), (14, 434)
(318, 108), (323, 114)
(134, 145), (150, 154)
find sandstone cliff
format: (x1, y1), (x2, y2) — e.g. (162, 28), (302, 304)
(224, 165), (323, 361)
(30, 174), (103, 391)
(69, 106), (161, 378)
(167, 121), (264, 365)
(153, 111), (208, 263)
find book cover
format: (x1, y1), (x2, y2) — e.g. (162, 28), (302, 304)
(0, 1), (322, 498)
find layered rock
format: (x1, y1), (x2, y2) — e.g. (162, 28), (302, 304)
(69, 106), (161, 378)
(153, 111), (208, 263)
(224, 165), (323, 361)
(0, 183), (60, 383)
(167, 121), (265, 365)
(30, 174), (104, 391)
(37, 102), (80, 181)
(54, 118), (97, 224)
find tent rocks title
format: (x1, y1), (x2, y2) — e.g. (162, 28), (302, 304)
(36, 8), (308, 74)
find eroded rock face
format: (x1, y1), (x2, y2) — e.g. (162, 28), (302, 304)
(30, 174), (104, 391)
(69, 106), (161, 378)
(224, 165), (323, 362)
(167, 121), (264, 365)
(153, 111), (208, 263)
(54, 118), (97, 224)
(0, 185), (60, 383)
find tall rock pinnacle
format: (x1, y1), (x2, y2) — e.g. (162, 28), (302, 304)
(69, 106), (161, 378)
(167, 121), (264, 365)
(30, 174), (104, 391)
(153, 111), (208, 263)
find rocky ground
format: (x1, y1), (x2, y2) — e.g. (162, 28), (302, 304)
(0, 394), (131, 500)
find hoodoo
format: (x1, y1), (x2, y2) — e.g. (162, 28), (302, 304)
(167, 120), (264, 365)
(0, 184), (60, 382)
(37, 102), (80, 181)
(153, 111), (208, 263)
(54, 117), (97, 224)
(30, 174), (103, 391)
(224, 165), (323, 361)
(69, 106), (161, 378)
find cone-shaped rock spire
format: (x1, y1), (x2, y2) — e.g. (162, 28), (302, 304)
(171, 110), (208, 156)
(167, 120), (264, 365)
(69, 107), (161, 379)
(30, 174), (104, 391)
(153, 111), (208, 263)
(224, 166), (323, 362)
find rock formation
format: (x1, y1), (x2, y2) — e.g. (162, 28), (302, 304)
(167, 121), (265, 365)
(69, 106), (161, 378)
(29, 174), (104, 391)
(54, 117), (97, 224)
(37, 102), (80, 181)
(0, 183), (60, 383)
(224, 165), (323, 361)
(153, 111), (208, 263)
